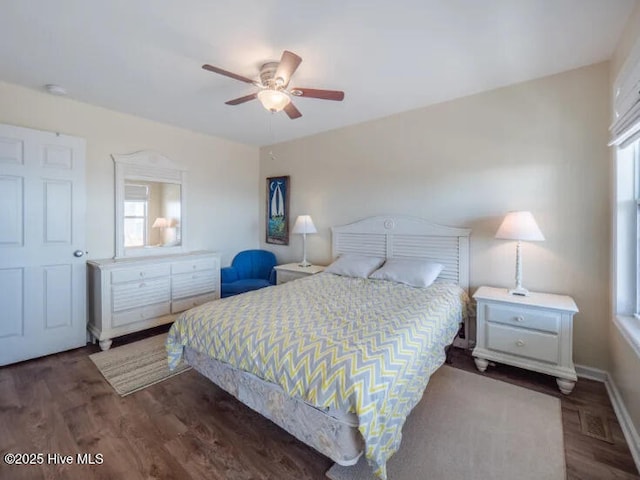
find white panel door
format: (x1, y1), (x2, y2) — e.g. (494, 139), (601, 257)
(0, 124), (86, 365)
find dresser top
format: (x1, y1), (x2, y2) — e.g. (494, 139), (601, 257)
(88, 250), (218, 267)
(473, 286), (578, 313)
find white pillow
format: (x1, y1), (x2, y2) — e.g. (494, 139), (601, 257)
(324, 255), (386, 278)
(369, 258), (443, 288)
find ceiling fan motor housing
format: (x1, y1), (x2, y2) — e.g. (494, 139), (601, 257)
(259, 62), (281, 88)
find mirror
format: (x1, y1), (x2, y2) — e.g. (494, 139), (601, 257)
(113, 151), (187, 258)
(123, 180), (181, 249)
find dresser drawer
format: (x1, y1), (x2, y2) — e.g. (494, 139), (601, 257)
(111, 278), (171, 312)
(110, 264), (171, 284)
(486, 323), (559, 364)
(172, 270), (218, 299)
(112, 302), (171, 328)
(484, 303), (560, 333)
(171, 257), (219, 275)
(171, 292), (219, 314)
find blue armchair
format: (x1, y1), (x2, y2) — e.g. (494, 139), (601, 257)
(221, 250), (277, 298)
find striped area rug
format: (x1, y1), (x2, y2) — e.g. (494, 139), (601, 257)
(89, 333), (191, 396)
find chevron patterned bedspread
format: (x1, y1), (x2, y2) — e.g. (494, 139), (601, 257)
(166, 273), (467, 479)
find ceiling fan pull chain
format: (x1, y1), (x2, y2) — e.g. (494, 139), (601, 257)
(268, 112), (276, 160)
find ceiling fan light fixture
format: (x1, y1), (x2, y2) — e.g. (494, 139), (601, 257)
(257, 89), (290, 112)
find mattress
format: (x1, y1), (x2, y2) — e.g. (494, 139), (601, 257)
(167, 273), (467, 478)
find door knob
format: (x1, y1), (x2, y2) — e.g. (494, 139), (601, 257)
(73, 250), (86, 257)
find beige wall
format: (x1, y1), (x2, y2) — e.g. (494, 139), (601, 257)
(260, 62), (611, 369)
(612, 0), (640, 81)
(0, 81), (259, 265)
(610, 0), (640, 439)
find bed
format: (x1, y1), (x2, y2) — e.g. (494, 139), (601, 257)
(166, 215), (471, 479)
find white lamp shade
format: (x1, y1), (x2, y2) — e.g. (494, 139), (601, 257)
(257, 89), (291, 112)
(495, 211), (545, 241)
(152, 217), (169, 228)
(292, 215), (317, 234)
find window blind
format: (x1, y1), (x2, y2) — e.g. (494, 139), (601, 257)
(124, 184), (148, 201)
(610, 36), (640, 148)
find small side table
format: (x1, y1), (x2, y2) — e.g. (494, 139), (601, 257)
(472, 286), (579, 394)
(274, 263), (325, 285)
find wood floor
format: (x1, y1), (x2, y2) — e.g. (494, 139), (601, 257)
(0, 329), (638, 480)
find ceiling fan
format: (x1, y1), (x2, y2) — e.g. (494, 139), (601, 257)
(202, 50), (344, 119)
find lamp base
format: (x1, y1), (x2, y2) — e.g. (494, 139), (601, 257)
(298, 261), (312, 267)
(508, 286), (530, 296)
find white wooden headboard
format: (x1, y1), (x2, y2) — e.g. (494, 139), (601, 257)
(331, 216), (471, 292)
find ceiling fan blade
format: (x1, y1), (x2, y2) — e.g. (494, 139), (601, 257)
(284, 102), (302, 119)
(202, 64), (256, 85)
(291, 88), (344, 101)
(275, 51), (302, 87)
(225, 93), (258, 105)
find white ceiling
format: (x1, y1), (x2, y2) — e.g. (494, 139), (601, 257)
(0, 0), (635, 146)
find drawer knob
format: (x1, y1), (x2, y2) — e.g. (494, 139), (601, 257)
(139, 272), (144, 277)
(514, 316), (524, 322)
(192, 265), (197, 269)
(516, 340), (525, 347)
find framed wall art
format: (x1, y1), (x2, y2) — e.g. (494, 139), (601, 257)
(266, 175), (290, 245)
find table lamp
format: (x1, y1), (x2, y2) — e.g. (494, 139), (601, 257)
(495, 211), (545, 296)
(151, 217), (168, 245)
(292, 215), (317, 267)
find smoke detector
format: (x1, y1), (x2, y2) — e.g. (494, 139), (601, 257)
(44, 84), (67, 96)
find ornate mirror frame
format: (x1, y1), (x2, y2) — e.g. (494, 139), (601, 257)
(113, 150), (187, 259)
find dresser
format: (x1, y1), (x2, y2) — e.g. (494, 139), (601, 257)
(88, 251), (220, 350)
(472, 286), (578, 394)
(274, 263), (325, 285)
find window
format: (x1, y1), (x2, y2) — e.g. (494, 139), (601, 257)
(611, 43), (640, 355)
(123, 184), (149, 248)
(614, 140), (640, 357)
(615, 143), (636, 314)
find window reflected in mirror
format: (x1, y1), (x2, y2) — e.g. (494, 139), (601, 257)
(123, 180), (181, 249)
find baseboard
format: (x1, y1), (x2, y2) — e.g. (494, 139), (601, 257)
(575, 364), (608, 382)
(574, 363), (639, 471)
(605, 373), (640, 472)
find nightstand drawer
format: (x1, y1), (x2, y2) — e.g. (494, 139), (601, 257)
(485, 303), (560, 333)
(274, 264), (325, 285)
(277, 270), (307, 285)
(486, 323), (559, 364)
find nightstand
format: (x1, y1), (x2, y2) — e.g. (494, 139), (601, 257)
(472, 286), (579, 394)
(274, 263), (325, 285)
